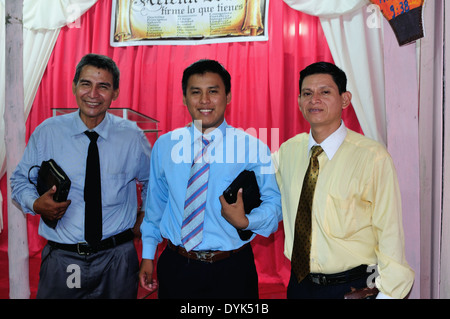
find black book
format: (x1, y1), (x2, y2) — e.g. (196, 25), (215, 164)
(223, 170), (262, 240)
(28, 159), (71, 228)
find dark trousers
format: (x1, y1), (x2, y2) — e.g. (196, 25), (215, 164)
(157, 244), (259, 299)
(36, 241), (139, 299)
(287, 269), (371, 299)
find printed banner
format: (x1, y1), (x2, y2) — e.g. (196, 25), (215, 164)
(371, 0), (423, 20)
(370, 0), (425, 46)
(110, 0), (269, 46)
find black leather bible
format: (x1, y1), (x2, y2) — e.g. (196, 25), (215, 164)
(223, 170), (262, 240)
(28, 159), (71, 228)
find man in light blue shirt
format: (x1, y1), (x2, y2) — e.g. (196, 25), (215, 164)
(139, 59), (281, 298)
(10, 54), (152, 298)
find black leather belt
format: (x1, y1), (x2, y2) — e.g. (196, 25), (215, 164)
(308, 265), (369, 286)
(48, 229), (134, 255)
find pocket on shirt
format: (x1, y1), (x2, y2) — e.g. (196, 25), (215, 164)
(324, 194), (370, 239)
(102, 173), (133, 207)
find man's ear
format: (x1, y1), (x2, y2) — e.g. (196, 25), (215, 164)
(113, 88), (120, 101)
(341, 91), (352, 109)
(298, 94), (306, 116)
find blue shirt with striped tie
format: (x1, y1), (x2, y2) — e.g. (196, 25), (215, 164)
(141, 120), (282, 259)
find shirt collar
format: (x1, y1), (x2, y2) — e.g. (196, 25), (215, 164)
(308, 121), (347, 160)
(191, 119), (227, 145)
(71, 110), (109, 140)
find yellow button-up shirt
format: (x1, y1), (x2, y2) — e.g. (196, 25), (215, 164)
(273, 124), (414, 299)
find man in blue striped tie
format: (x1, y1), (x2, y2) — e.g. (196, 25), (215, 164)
(139, 59), (282, 298)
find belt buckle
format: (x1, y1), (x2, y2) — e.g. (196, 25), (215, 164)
(310, 274), (328, 285)
(319, 275), (328, 285)
(76, 242), (94, 256)
(194, 251), (214, 263)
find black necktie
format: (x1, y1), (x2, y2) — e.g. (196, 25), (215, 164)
(84, 131), (102, 245)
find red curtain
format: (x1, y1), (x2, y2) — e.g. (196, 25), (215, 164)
(1, 0), (362, 295)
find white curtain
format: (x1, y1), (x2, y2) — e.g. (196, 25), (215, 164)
(283, 0), (386, 144)
(0, 0), (98, 230)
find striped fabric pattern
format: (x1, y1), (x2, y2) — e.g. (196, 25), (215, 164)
(181, 137), (210, 251)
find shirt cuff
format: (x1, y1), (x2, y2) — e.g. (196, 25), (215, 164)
(245, 212), (258, 231)
(245, 209), (277, 238)
(141, 234), (163, 260)
(25, 196), (38, 215)
(376, 291), (394, 299)
(142, 243), (158, 260)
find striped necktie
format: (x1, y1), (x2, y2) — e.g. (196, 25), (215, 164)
(291, 145), (323, 282)
(181, 136), (210, 251)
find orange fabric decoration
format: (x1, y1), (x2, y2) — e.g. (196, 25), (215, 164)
(370, 0), (425, 46)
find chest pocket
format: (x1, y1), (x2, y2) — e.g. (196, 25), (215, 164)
(101, 169), (134, 207)
(324, 192), (372, 239)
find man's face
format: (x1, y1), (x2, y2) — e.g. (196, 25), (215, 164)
(183, 72), (231, 133)
(298, 73), (351, 135)
(72, 65), (119, 129)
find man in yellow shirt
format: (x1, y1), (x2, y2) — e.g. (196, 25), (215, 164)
(273, 62), (414, 299)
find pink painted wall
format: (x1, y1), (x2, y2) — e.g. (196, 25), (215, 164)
(383, 19), (421, 299)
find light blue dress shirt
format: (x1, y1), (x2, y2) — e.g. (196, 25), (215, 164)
(141, 120), (282, 259)
(10, 110), (152, 244)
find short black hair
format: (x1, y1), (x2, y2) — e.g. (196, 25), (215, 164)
(182, 59), (231, 96)
(73, 53), (120, 90)
(299, 62), (347, 94)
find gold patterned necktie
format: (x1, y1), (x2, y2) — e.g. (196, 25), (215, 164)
(291, 145), (323, 283)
